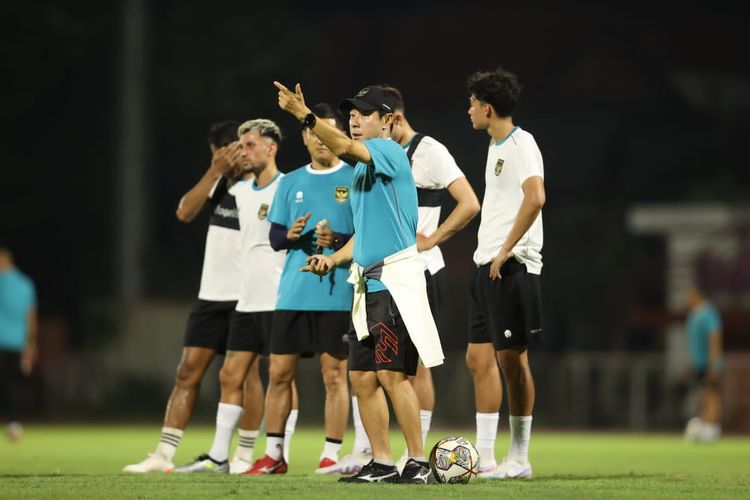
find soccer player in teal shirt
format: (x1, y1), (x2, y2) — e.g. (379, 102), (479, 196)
(248, 103), (354, 475)
(273, 81), (436, 484)
(684, 284), (723, 442)
(0, 246), (38, 442)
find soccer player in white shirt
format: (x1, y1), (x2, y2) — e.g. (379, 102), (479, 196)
(465, 68), (546, 480)
(382, 86), (480, 470)
(174, 119), (290, 474)
(123, 122), (266, 473)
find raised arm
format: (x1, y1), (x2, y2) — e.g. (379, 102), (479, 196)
(176, 142), (240, 223)
(274, 81), (372, 164)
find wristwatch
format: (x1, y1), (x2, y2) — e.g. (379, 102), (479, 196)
(303, 113), (317, 128)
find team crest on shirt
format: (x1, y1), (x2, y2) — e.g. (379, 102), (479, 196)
(335, 186), (349, 203)
(257, 203), (269, 220)
(495, 158), (505, 176)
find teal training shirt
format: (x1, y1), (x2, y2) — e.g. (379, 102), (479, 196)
(686, 302), (722, 371)
(351, 138), (418, 292)
(268, 162), (355, 311)
(0, 268), (37, 352)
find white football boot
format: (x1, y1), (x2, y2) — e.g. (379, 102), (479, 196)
(122, 453), (175, 473)
(319, 451), (371, 475)
(228, 456), (253, 474)
(482, 457), (532, 479)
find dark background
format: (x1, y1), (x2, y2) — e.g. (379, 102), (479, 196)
(2, 2), (748, 358)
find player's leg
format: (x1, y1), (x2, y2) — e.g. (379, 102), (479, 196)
(123, 346), (215, 472)
(314, 311), (351, 472)
(283, 377), (300, 463)
(698, 379), (722, 442)
(496, 347), (534, 472)
(317, 353), (348, 469)
(229, 356), (264, 473)
(1, 350), (23, 442)
(466, 266), (502, 473)
(247, 353), (298, 474)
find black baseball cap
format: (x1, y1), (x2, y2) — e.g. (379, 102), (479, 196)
(339, 86), (398, 115)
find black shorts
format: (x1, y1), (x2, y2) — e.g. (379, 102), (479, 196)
(348, 290), (420, 376)
(426, 268), (446, 333)
(183, 299), (237, 355)
(227, 311), (274, 355)
(467, 259), (542, 350)
(271, 310), (349, 358)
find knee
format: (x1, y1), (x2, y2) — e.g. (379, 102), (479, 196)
(349, 371), (377, 396)
(322, 367), (346, 394)
(268, 363), (294, 388)
(466, 348), (493, 377)
(218, 364), (243, 390)
(496, 349), (527, 379)
(175, 359), (204, 388)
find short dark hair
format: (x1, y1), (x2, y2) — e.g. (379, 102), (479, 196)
(207, 121), (240, 148)
(379, 85), (405, 112)
(467, 67), (522, 118)
(307, 102), (343, 131)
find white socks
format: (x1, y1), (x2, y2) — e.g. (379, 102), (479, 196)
(320, 437), (343, 461)
(283, 409), (298, 462)
(208, 403), (243, 463)
(420, 410), (432, 448)
(265, 434), (284, 461)
(509, 415), (532, 462)
(476, 412), (499, 466)
(156, 426), (183, 462)
(233, 429), (259, 462)
(352, 396), (372, 454)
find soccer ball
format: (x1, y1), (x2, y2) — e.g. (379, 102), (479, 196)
(429, 436), (480, 484)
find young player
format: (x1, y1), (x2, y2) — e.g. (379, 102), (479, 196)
(465, 68), (546, 480)
(174, 119), (287, 474)
(247, 103), (354, 475)
(382, 85), (480, 470)
(274, 81), (444, 484)
(0, 246), (37, 442)
(124, 122), (267, 473)
(683, 284), (723, 443)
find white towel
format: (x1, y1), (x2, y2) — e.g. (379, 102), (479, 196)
(347, 245), (444, 368)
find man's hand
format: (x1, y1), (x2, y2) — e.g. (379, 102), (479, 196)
(287, 213), (311, 241)
(489, 248), (513, 280)
(315, 223), (334, 249)
(20, 345), (37, 376)
(416, 232), (435, 252)
(209, 141), (241, 175)
(274, 81), (311, 121)
(300, 254), (336, 276)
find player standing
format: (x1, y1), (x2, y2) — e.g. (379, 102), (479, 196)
(275, 81), (444, 484)
(683, 284), (723, 443)
(174, 119), (287, 473)
(0, 246), (37, 442)
(382, 86), (480, 469)
(247, 103), (354, 475)
(465, 68), (546, 480)
(124, 122), (267, 473)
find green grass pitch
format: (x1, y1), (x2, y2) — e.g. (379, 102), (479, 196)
(0, 426), (748, 498)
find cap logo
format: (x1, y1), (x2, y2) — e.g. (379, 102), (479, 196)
(356, 88), (369, 98)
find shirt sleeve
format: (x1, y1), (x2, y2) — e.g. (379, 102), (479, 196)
(424, 140), (465, 188)
(267, 177), (289, 226)
(516, 137), (545, 185)
(363, 139), (407, 178)
(208, 176), (228, 206)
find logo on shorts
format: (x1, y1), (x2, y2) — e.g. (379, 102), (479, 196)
(371, 322), (399, 364)
(495, 158), (505, 176)
(295, 191), (304, 203)
(335, 186), (349, 203)
(257, 203), (269, 220)
(504, 329), (512, 338)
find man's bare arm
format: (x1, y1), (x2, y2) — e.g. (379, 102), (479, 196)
(274, 81), (372, 164)
(417, 176), (480, 251)
(176, 142), (240, 223)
